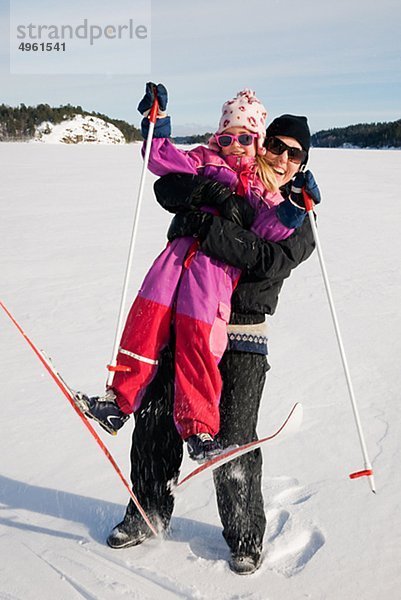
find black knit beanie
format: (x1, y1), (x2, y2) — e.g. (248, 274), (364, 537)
(265, 114), (311, 160)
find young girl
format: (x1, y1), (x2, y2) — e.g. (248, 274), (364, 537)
(84, 86), (307, 461)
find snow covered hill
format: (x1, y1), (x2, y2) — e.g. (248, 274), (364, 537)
(1, 143), (401, 599)
(34, 114), (126, 144)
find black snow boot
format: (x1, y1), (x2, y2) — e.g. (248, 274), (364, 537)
(107, 516), (154, 549)
(75, 390), (130, 435)
(229, 551), (263, 575)
(186, 433), (222, 462)
(107, 507), (168, 549)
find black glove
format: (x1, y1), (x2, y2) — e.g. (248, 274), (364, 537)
(137, 82), (168, 116)
(190, 178), (233, 207)
(167, 211), (213, 242)
(190, 179), (255, 228)
(154, 174), (255, 229)
(289, 170), (321, 208)
(218, 194), (255, 228)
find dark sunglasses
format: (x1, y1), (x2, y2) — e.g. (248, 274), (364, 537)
(265, 136), (307, 164)
(215, 133), (257, 148)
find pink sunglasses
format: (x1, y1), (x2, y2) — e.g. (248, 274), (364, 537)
(215, 132), (258, 148)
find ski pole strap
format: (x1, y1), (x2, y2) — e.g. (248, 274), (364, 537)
(349, 469), (374, 480)
(107, 364), (131, 372)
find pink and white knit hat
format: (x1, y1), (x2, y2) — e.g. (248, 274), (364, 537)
(216, 89), (268, 155)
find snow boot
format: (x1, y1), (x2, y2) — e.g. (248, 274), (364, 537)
(75, 389), (130, 435)
(229, 551), (263, 575)
(107, 516), (154, 549)
(107, 508), (169, 549)
(186, 433), (222, 462)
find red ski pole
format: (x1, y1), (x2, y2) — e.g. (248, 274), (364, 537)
(0, 301), (158, 535)
(302, 192), (376, 493)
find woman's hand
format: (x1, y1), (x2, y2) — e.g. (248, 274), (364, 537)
(289, 170), (321, 208)
(276, 170), (321, 228)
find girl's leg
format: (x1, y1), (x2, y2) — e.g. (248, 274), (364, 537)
(173, 254), (238, 439)
(112, 294), (174, 413)
(213, 350), (270, 558)
(174, 312), (222, 438)
(112, 238), (192, 413)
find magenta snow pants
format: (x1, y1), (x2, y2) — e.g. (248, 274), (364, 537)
(111, 237), (240, 439)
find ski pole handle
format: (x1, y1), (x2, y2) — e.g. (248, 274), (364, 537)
(302, 188), (315, 212)
(148, 95), (159, 123)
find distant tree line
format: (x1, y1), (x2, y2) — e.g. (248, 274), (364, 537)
(311, 119), (401, 148)
(173, 133), (214, 145)
(176, 120), (401, 148)
(0, 103), (142, 142)
(2, 105), (400, 148)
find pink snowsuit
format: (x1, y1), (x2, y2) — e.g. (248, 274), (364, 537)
(112, 140), (294, 439)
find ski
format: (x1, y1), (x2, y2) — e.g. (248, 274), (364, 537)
(0, 301), (158, 537)
(176, 403), (303, 489)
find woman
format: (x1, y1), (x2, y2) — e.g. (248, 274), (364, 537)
(98, 115), (320, 575)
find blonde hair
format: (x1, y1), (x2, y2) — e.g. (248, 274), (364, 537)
(255, 155), (279, 193)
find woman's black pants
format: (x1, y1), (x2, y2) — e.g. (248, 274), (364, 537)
(124, 345), (269, 555)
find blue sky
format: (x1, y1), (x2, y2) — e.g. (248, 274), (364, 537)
(1, 0), (400, 134)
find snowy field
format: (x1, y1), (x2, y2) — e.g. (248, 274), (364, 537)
(1, 142), (401, 599)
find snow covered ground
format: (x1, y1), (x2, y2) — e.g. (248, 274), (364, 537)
(1, 142), (401, 599)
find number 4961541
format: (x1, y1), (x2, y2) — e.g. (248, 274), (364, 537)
(18, 42), (66, 51)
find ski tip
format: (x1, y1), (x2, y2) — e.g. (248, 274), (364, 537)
(285, 403), (303, 434)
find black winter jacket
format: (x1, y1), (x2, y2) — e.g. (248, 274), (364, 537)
(154, 174), (315, 325)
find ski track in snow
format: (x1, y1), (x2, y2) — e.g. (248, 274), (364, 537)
(82, 544), (206, 599)
(37, 545), (204, 600)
